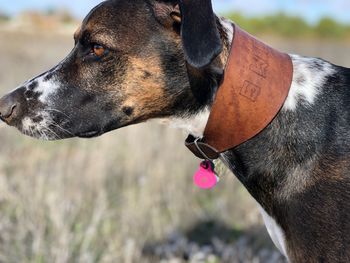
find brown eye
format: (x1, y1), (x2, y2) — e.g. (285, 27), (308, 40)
(92, 44), (105, 57)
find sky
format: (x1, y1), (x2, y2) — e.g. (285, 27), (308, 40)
(0, 0), (349, 24)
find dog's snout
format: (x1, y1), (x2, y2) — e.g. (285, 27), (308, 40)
(0, 97), (16, 119)
(0, 88), (26, 124)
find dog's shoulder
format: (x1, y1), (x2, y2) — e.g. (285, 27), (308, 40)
(283, 54), (348, 111)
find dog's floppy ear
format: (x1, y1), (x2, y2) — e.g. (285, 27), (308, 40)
(178, 0), (223, 68)
(152, 0), (223, 68)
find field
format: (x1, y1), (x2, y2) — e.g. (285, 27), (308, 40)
(0, 29), (349, 263)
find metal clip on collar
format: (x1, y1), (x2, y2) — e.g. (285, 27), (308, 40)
(194, 138), (213, 161)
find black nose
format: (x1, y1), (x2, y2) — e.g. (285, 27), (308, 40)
(0, 88), (26, 124)
(0, 96), (17, 119)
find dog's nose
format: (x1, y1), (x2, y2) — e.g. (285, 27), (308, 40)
(0, 95), (17, 119)
(0, 88), (26, 124)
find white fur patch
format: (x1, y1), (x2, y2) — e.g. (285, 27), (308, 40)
(220, 17), (234, 43)
(21, 112), (62, 140)
(35, 76), (60, 104)
(23, 62), (63, 105)
(283, 55), (335, 111)
(161, 108), (210, 138)
(23, 69), (61, 104)
(257, 203), (289, 259)
(22, 117), (35, 132)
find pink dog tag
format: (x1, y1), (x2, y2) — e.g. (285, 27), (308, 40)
(194, 160), (219, 189)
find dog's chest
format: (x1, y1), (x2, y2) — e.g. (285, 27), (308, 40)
(257, 203), (289, 259)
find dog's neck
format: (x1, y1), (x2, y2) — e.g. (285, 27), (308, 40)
(162, 16), (347, 261)
(165, 16), (233, 138)
(165, 16), (335, 209)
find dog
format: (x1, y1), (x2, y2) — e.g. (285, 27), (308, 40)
(0, 0), (349, 262)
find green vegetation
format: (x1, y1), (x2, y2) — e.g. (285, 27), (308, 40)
(45, 7), (76, 24)
(0, 11), (10, 23)
(315, 17), (350, 38)
(226, 12), (350, 39)
(0, 8), (349, 39)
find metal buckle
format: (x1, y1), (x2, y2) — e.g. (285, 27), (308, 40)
(194, 138), (213, 161)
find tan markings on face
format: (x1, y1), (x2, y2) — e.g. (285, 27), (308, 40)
(122, 56), (170, 120)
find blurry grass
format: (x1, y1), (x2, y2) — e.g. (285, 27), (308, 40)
(0, 123), (260, 262)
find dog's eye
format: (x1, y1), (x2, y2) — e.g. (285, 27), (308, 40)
(91, 44), (106, 57)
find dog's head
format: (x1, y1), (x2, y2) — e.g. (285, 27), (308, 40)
(0, 0), (225, 140)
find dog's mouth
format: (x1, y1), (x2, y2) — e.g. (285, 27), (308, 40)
(76, 130), (102, 138)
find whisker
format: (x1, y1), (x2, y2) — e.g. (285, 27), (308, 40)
(29, 126), (34, 137)
(41, 129), (54, 140)
(38, 129), (49, 141)
(43, 126), (61, 140)
(44, 108), (72, 121)
(46, 120), (73, 136)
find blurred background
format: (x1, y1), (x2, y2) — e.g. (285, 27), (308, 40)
(0, 1), (348, 263)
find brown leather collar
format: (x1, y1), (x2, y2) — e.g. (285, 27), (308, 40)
(185, 25), (293, 160)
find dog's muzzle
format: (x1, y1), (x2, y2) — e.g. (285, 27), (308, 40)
(0, 87), (27, 126)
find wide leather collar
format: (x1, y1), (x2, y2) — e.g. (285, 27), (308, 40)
(185, 25), (293, 160)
